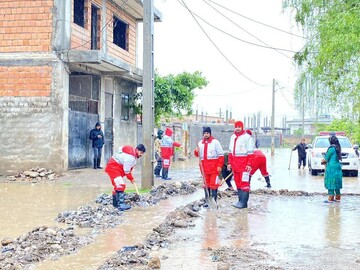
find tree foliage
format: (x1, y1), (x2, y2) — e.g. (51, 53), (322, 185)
(131, 71), (208, 125)
(284, 0), (360, 121)
(316, 118), (360, 144)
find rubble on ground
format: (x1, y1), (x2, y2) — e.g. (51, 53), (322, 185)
(0, 226), (92, 269)
(56, 204), (123, 229)
(99, 201), (202, 269)
(5, 167), (60, 183)
(207, 246), (281, 270)
(96, 181), (201, 208)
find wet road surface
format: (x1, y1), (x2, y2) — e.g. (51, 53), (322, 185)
(1, 148), (359, 269)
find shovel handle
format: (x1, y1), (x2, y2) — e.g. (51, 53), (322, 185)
(132, 181), (140, 195)
(220, 171), (233, 186)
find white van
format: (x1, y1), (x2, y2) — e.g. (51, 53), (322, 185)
(307, 132), (359, 176)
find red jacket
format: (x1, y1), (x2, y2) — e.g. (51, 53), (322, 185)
(105, 145), (137, 181)
(161, 128), (181, 159)
(250, 149), (269, 176)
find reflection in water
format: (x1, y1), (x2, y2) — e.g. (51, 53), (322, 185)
(231, 210), (249, 247)
(325, 205), (341, 247)
(202, 211), (219, 248)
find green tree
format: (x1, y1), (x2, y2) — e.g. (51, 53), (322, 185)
(316, 119), (360, 143)
(284, 0), (360, 121)
(131, 71), (208, 125)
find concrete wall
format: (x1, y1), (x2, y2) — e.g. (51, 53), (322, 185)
(0, 59), (69, 176)
(112, 78), (138, 151)
(188, 124), (282, 157)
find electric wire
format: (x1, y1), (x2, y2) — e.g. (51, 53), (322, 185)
(206, 0), (306, 39)
(202, 0), (293, 60)
(187, 7), (298, 53)
(178, 0), (268, 87)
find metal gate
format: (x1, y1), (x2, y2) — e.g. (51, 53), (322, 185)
(68, 110), (98, 169)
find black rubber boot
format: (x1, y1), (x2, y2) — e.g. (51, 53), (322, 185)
(232, 189), (249, 209)
(162, 168), (171, 180)
(93, 158), (97, 169)
(97, 158), (102, 169)
(212, 189), (218, 202)
(112, 191), (118, 207)
(265, 176), (271, 188)
(203, 188), (209, 207)
(117, 191), (131, 211)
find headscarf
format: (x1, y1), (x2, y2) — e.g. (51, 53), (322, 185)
(328, 135), (342, 161)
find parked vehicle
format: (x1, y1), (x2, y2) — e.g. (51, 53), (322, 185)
(307, 132), (359, 176)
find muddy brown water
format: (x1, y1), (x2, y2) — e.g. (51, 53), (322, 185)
(1, 148), (360, 269)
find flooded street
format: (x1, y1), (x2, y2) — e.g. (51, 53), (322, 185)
(1, 148), (360, 269)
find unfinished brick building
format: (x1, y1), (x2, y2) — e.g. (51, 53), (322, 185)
(0, 0), (161, 175)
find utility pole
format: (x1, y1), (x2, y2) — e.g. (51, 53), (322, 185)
(141, 0), (154, 189)
(271, 79), (275, 156)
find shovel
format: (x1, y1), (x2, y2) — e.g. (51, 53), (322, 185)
(219, 172), (234, 187)
(131, 181), (149, 208)
(198, 155), (217, 209)
(131, 181), (141, 201)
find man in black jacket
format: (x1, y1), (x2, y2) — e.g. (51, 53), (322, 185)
(292, 138), (308, 169)
(89, 122), (105, 169)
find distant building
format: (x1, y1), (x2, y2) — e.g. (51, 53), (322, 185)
(161, 114), (225, 124)
(286, 114), (334, 135)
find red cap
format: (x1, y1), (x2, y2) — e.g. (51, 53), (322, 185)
(165, 127), (173, 136)
(234, 121), (243, 128)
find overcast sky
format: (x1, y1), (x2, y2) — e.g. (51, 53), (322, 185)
(145, 0), (304, 126)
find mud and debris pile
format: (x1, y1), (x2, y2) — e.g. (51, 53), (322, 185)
(0, 226), (92, 269)
(56, 204), (123, 229)
(99, 201), (202, 270)
(96, 181), (200, 208)
(55, 182), (200, 235)
(6, 167), (59, 182)
(207, 246), (278, 270)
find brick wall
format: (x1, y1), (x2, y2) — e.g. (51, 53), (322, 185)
(107, 1), (136, 65)
(0, 66), (52, 97)
(0, 0), (53, 52)
(70, 0), (136, 65)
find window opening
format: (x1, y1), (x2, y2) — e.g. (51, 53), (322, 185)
(113, 16), (128, 50)
(91, 5), (99, 50)
(121, 93), (130, 120)
(74, 0), (85, 27)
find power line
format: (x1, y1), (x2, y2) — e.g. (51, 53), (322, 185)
(206, 0), (306, 39)
(178, 0), (268, 87)
(202, 0), (293, 60)
(188, 7), (298, 53)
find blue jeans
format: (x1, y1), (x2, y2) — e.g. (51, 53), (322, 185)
(93, 147), (102, 158)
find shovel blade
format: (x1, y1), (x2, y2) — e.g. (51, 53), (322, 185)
(208, 197), (217, 210)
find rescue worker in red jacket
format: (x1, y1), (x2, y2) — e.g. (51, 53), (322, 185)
(105, 144), (146, 211)
(160, 127), (181, 180)
(228, 121), (254, 209)
(194, 127), (224, 206)
(245, 130), (271, 188)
